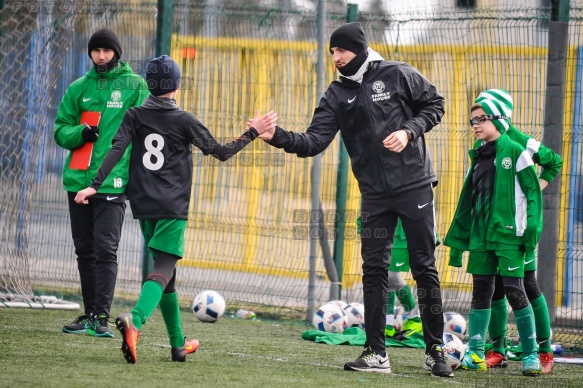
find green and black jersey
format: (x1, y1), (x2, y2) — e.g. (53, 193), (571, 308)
(90, 96), (259, 220)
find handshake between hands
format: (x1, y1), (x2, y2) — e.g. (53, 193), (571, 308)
(247, 110), (277, 141)
(248, 110), (409, 151)
(74, 109), (279, 206)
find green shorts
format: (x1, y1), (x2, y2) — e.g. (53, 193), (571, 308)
(524, 255), (537, 272)
(467, 250), (526, 277)
(139, 219), (186, 259)
(389, 248), (410, 272)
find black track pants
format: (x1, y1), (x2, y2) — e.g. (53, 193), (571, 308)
(67, 191), (125, 317)
(360, 185), (444, 353)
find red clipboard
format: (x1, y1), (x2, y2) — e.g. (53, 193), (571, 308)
(69, 111), (101, 170)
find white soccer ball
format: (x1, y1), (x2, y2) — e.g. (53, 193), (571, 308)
(442, 332), (466, 369)
(312, 303), (349, 333)
(192, 290), (226, 323)
(343, 302), (365, 329)
(443, 311), (467, 340)
(393, 309), (409, 331)
(326, 300), (348, 310)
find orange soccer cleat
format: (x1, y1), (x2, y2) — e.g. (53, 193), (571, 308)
(539, 351), (554, 374)
(115, 313), (140, 364)
(485, 350), (508, 368)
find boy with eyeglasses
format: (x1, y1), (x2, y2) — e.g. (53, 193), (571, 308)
(450, 89), (562, 374)
(444, 90), (543, 376)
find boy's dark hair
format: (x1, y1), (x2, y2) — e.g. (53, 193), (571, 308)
(470, 103), (483, 112)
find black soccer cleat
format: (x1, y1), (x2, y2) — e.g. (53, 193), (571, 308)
(171, 337), (199, 362)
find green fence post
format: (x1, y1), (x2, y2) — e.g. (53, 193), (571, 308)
(539, 0), (569, 321)
(142, 0), (174, 285)
(156, 0), (174, 56)
(332, 0), (358, 302)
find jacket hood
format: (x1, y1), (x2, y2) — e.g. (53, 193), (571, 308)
(142, 95), (180, 110)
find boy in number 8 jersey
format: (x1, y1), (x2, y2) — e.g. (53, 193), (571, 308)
(75, 55), (277, 363)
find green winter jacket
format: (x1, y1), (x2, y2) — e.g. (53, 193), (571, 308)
(444, 133), (542, 265)
(54, 61), (149, 193)
(480, 124), (562, 184)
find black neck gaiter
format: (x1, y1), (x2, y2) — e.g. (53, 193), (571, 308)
(94, 56), (119, 74)
(337, 50), (368, 77)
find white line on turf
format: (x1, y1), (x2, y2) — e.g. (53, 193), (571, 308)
(155, 345), (465, 383)
(228, 352), (466, 383)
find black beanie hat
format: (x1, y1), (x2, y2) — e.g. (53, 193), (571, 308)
(146, 55), (181, 96)
(87, 29), (122, 59)
(329, 22), (367, 55)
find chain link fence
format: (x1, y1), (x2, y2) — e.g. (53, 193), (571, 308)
(1, 0), (583, 349)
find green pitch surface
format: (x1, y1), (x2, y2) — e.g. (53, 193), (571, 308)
(0, 307), (581, 387)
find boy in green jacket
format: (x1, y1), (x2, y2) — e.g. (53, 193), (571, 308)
(444, 90), (543, 376)
(54, 29), (149, 337)
(470, 89), (562, 374)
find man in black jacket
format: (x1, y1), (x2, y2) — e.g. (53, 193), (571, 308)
(260, 22), (452, 377)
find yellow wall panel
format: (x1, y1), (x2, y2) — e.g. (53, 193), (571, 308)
(172, 36), (568, 292)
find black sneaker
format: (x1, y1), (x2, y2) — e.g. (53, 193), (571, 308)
(171, 337), (200, 362)
(61, 314), (94, 335)
(424, 344), (454, 377)
(344, 347), (391, 374)
(93, 314), (115, 338)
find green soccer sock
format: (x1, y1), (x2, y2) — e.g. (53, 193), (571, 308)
(159, 292), (185, 348)
(396, 284), (416, 313)
(386, 291), (396, 316)
(468, 308), (491, 358)
(514, 304), (537, 356)
(131, 280), (164, 330)
(530, 294), (552, 353)
(489, 298), (508, 354)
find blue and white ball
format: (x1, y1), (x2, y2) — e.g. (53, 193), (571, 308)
(443, 332), (466, 369)
(343, 302), (365, 329)
(326, 300), (348, 310)
(443, 311), (467, 340)
(312, 304), (348, 333)
(192, 290), (226, 323)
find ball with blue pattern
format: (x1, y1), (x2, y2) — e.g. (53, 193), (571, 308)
(192, 290), (226, 323)
(312, 303), (348, 333)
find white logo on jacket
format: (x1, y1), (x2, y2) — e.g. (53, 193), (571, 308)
(107, 91), (123, 108)
(373, 81), (385, 93)
(371, 81), (390, 102)
(502, 157), (512, 169)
